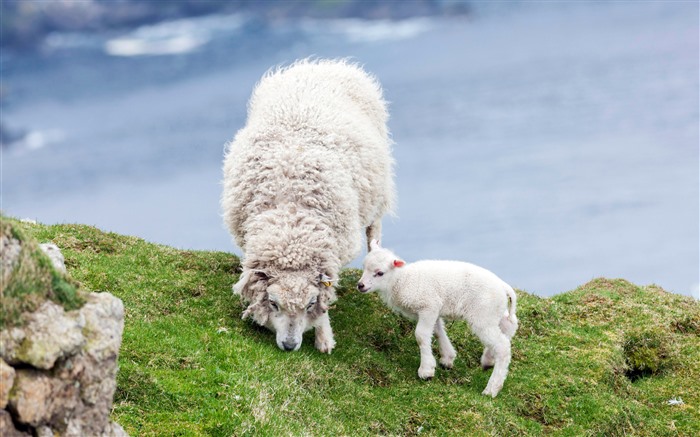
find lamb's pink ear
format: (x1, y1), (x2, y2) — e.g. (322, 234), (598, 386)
(370, 239), (381, 251)
(393, 259), (405, 268)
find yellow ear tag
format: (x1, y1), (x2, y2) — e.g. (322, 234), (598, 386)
(322, 281), (332, 287)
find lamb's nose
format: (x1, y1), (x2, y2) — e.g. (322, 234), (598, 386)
(282, 340), (297, 351)
(357, 282), (364, 291)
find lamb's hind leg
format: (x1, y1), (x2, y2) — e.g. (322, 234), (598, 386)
(481, 347), (495, 369)
(474, 325), (511, 397)
(365, 219), (382, 251)
(434, 318), (457, 369)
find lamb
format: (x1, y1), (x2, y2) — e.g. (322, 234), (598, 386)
(221, 59), (395, 354)
(357, 240), (518, 397)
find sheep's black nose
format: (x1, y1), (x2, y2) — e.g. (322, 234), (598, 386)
(282, 340), (297, 351)
(357, 282), (364, 291)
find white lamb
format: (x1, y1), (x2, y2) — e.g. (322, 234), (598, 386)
(357, 240), (518, 397)
(221, 59), (395, 353)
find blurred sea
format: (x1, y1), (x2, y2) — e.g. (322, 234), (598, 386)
(2, 1), (698, 297)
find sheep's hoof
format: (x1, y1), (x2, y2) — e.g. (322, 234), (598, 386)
(315, 338), (335, 354)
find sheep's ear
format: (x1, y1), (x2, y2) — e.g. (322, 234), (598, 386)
(233, 269), (253, 296)
(370, 239), (381, 251)
(319, 273), (333, 287)
(254, 270), (270, 281)
(233, 269), (269, 298)
(393, 259), (405, 268)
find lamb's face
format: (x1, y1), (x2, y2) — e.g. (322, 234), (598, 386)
(262, 273), (330, 352)
(357, 240), (404, 293)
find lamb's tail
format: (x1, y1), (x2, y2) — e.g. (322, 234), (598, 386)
(499, 285), (519, 339)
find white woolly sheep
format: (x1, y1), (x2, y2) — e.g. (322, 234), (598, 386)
(357, 240), (518, 397)
(221, 59), (395, 353)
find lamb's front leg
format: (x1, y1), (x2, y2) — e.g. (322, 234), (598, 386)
(415, 312), (439, 379)
(313, 312), (335, 354)
(434, 318), (457, 369)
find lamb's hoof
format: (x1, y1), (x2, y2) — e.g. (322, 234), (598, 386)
(482, 384), (502, 398)
(481, 388), (499, 398)
(439, 361), (454, 370)
(481, 363), (494, 370)
(418, 368), (435, 380)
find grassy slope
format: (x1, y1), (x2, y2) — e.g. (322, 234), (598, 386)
(16, 221), (700, 436)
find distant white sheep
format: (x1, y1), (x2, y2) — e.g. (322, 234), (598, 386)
(358, 240), (518, 397)
(221, 59), (395, 353)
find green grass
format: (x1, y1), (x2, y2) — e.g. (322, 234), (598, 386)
(11, 220), (700, 436)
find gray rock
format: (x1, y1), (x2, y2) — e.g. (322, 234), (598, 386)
(0, 234), (21, 287)
(35, 426), (54, 437)
(39, 243), (66, 273)
(0, 410), (30, 437)
(81, 292), (125, 363)
(8, 369), (81, 427)
(0, 327), (26, 364)
(9, 301), (86, 370)
(0, 358), (15, 409)
(1, 292), (127, 435)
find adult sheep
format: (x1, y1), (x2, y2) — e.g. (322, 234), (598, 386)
(221, 59), (395, 353)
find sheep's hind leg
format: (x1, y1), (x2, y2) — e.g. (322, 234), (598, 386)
(474, 326), (511, 397)
(365, 220), (382, 251)
(434, 318), (457, 369)
(415, 312), (439, 379)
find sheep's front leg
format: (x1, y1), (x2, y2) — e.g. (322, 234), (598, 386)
(313, 312), (335, 354)
(434, 318), (457, 369)
(415, 312), (439, 379)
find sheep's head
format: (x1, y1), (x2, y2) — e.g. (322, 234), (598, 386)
(234, 267), (336, 351)
(357, 239), (405, 293)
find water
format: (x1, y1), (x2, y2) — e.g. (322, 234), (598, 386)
(2, 2), (698, 298)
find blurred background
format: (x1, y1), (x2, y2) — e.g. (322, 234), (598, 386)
(1, 0), (697, 298)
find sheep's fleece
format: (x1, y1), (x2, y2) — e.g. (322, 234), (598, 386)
(221, 59), (395, 348)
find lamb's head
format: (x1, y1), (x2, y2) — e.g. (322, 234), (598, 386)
(357, 240), (405, 293)
(234, 267), (336, 351)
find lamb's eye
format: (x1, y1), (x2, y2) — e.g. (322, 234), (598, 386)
(269, 301), (279, 311)
(306, 300), (317, 311)
(375, 271), (384, 277)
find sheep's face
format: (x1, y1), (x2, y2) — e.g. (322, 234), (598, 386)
(357, 240), (405, 293)
(237, 270), (333, 351)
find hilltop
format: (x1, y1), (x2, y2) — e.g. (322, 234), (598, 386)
(6, 219), (700, 435)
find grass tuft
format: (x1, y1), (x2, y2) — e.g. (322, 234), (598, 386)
(622, 328), (674, 382)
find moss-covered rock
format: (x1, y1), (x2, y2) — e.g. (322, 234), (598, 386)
(0, 218), (84, 329)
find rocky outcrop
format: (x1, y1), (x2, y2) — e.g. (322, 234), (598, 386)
(1, 293), (127, 436)
(1, 234), (127, 436)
